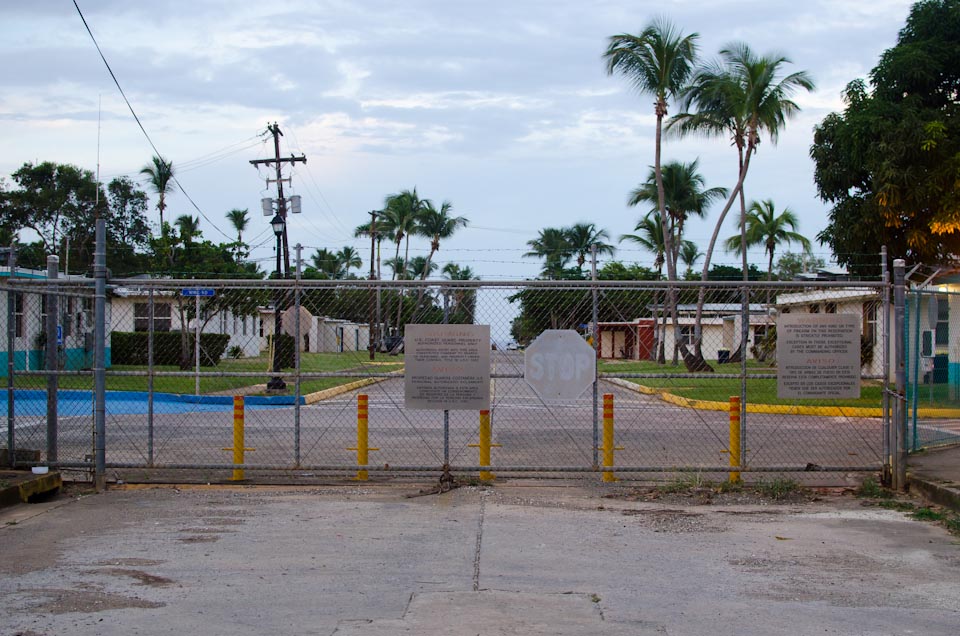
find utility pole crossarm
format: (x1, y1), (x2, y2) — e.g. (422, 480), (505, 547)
(249, 156), (306, 166)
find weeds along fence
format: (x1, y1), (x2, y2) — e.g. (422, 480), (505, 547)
(3, 271), (906, 484)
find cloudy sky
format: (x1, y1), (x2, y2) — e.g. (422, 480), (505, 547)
(1, 0), (916, 280)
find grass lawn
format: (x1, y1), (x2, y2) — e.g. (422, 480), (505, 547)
(599, 358), (888, 409)
(10, 352), (404, 396)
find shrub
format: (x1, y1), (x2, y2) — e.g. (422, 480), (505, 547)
(111, 331), (231, 366)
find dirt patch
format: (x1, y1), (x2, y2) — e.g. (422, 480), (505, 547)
(94, 558), (165, 568)
(203, 517), (246, 526)
(179, 527), (234, 534)
(178, 535), (219, 543)
(25, 587), (165, 614)
(619, 507), (726, 533)
(91, 568), (175, 587)
(604, 485), (827, 507)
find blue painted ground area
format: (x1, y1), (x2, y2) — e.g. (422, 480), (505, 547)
(1, 390), (300, 417)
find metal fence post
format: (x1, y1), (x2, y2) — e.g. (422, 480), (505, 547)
(881, 247), (890, 484)
(893, 259), (906, 491)
(739, 284), (749, 473)
(591, 244), (599, 470)
(294, 243), (302, 467)
(46, 255), (59, 465)
(148, 288), (155, 466)
(93, 219), (107, 490)
(6, 246), (16, 468)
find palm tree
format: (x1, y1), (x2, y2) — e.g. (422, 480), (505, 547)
(621, 212), (668, 362)
(565, 223), (615, 273)
(383, 256), (406, 281)
(679, 240), (703, 277)
(442, 263), (479, 323)
(524, 227), (574, 279)
(723, 199), (810, 280)
(174, 214), (200, 247)
(337, 246), (363, 276)
(382, 189), (426, 280)
(604, 19), (698, 287)
(311, 248), (341, 278)
(407, 255), (436, 280)
(416, 200), (468, 280)
(669, 42), (814, 362)
(139, 156), (175, 247)
(620, 213), (666, 278)
(355, 218), (384, 281)
(628, 159), (726, 270)
(671, 44), (814, 282)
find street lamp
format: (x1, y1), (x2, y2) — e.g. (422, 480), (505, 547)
(267, 213), (286, 391)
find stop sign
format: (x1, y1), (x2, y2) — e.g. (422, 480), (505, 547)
(524, 329), (596, 402)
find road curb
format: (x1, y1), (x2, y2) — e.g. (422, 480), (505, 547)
(303, 372), (400, 404)
(907, 471), (960, 513)
(604, 378), (959, 418)
(0, 471), (63, 509)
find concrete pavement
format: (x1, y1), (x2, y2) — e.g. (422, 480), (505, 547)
(1, 483), (958, 635)
(908, 443), (960, 512)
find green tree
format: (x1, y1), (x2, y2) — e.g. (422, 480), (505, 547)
(670, 42), (813, 363)
(337, 246), (363, 276)
(627, 159), (725, 270)
(225, 208), (250, 261)
(381, 188), (426, 280)
(605, 18), (699, 288)
(620, 212), (666, 278)
(679, 241), (703, 277)
(139, 156), (175, 259)
(565, 223), (615, 273)
(416, 200), (468, 280)
(524, 227), (575, 279)
(776, 251), (826, 280)
(174, 214), (201, 247)
(812, 0), (960, 271)
(723, 199), (811, 280)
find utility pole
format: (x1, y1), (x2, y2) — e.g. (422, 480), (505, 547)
(249, 123), (307, 277)
(367, 211), (379, 361)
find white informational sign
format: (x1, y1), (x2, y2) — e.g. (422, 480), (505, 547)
(777, 313), (861, 399)
(404, 324), (491, 410)
(524, 329), (596, 402)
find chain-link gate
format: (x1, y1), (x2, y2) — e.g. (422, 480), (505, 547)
(4, 267), (894, 484)
(904, 288), (960, 451)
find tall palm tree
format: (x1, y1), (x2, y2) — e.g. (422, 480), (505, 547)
(628, 159), (726, 269)
(671, 44), (814, 282)
(416, 200), (468, 280)
(620, 213), (666, 278)
(723, 199), (810, 280)
(621, 212), (668, 362)
(355, 218), (384, 281)
(679, 240), (703, 277)
(139, 156), (175, 243)
(669, 42), (814, 362)
(225, 208), (249, 261)
(174, 214), (200, 247)
(524, 227), (574, 279)
(382, 188), (426, 280)
(407, 256), (436, 280)
(310, 248), (341, 278)
(565, 223), (615, 273)
(604, 19), (698, 287)
(337, 246), (363, 276)
(442, 263), (479, 323)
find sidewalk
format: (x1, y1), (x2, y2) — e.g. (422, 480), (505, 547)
(908, 443), (960, 512)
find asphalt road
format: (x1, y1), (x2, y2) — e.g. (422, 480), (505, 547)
(8, 350), (885, 484)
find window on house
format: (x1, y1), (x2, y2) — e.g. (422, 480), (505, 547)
(242, 316), (248, 336)
(679, 326), (695, 346)
(134, 302), (172, 332)
(935, 293), (949, 349)
(825, 302), (837, 314)
(753, 325), (768, 342)
(809, 304), (820, 313)
(259, 319), (264, 337)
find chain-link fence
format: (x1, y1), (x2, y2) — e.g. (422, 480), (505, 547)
(4, 270), (894, 484)
(904, 289), (960, 451)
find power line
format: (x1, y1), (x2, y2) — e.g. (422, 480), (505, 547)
(73, 0), (233, 241)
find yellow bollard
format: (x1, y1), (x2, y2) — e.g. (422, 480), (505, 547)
(222, 396), (255, 481)
(728, 396), (742, 484)
(469, 410), (501, 481)
(348, 394), (379, 481)
(601, 393), (623, 482)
